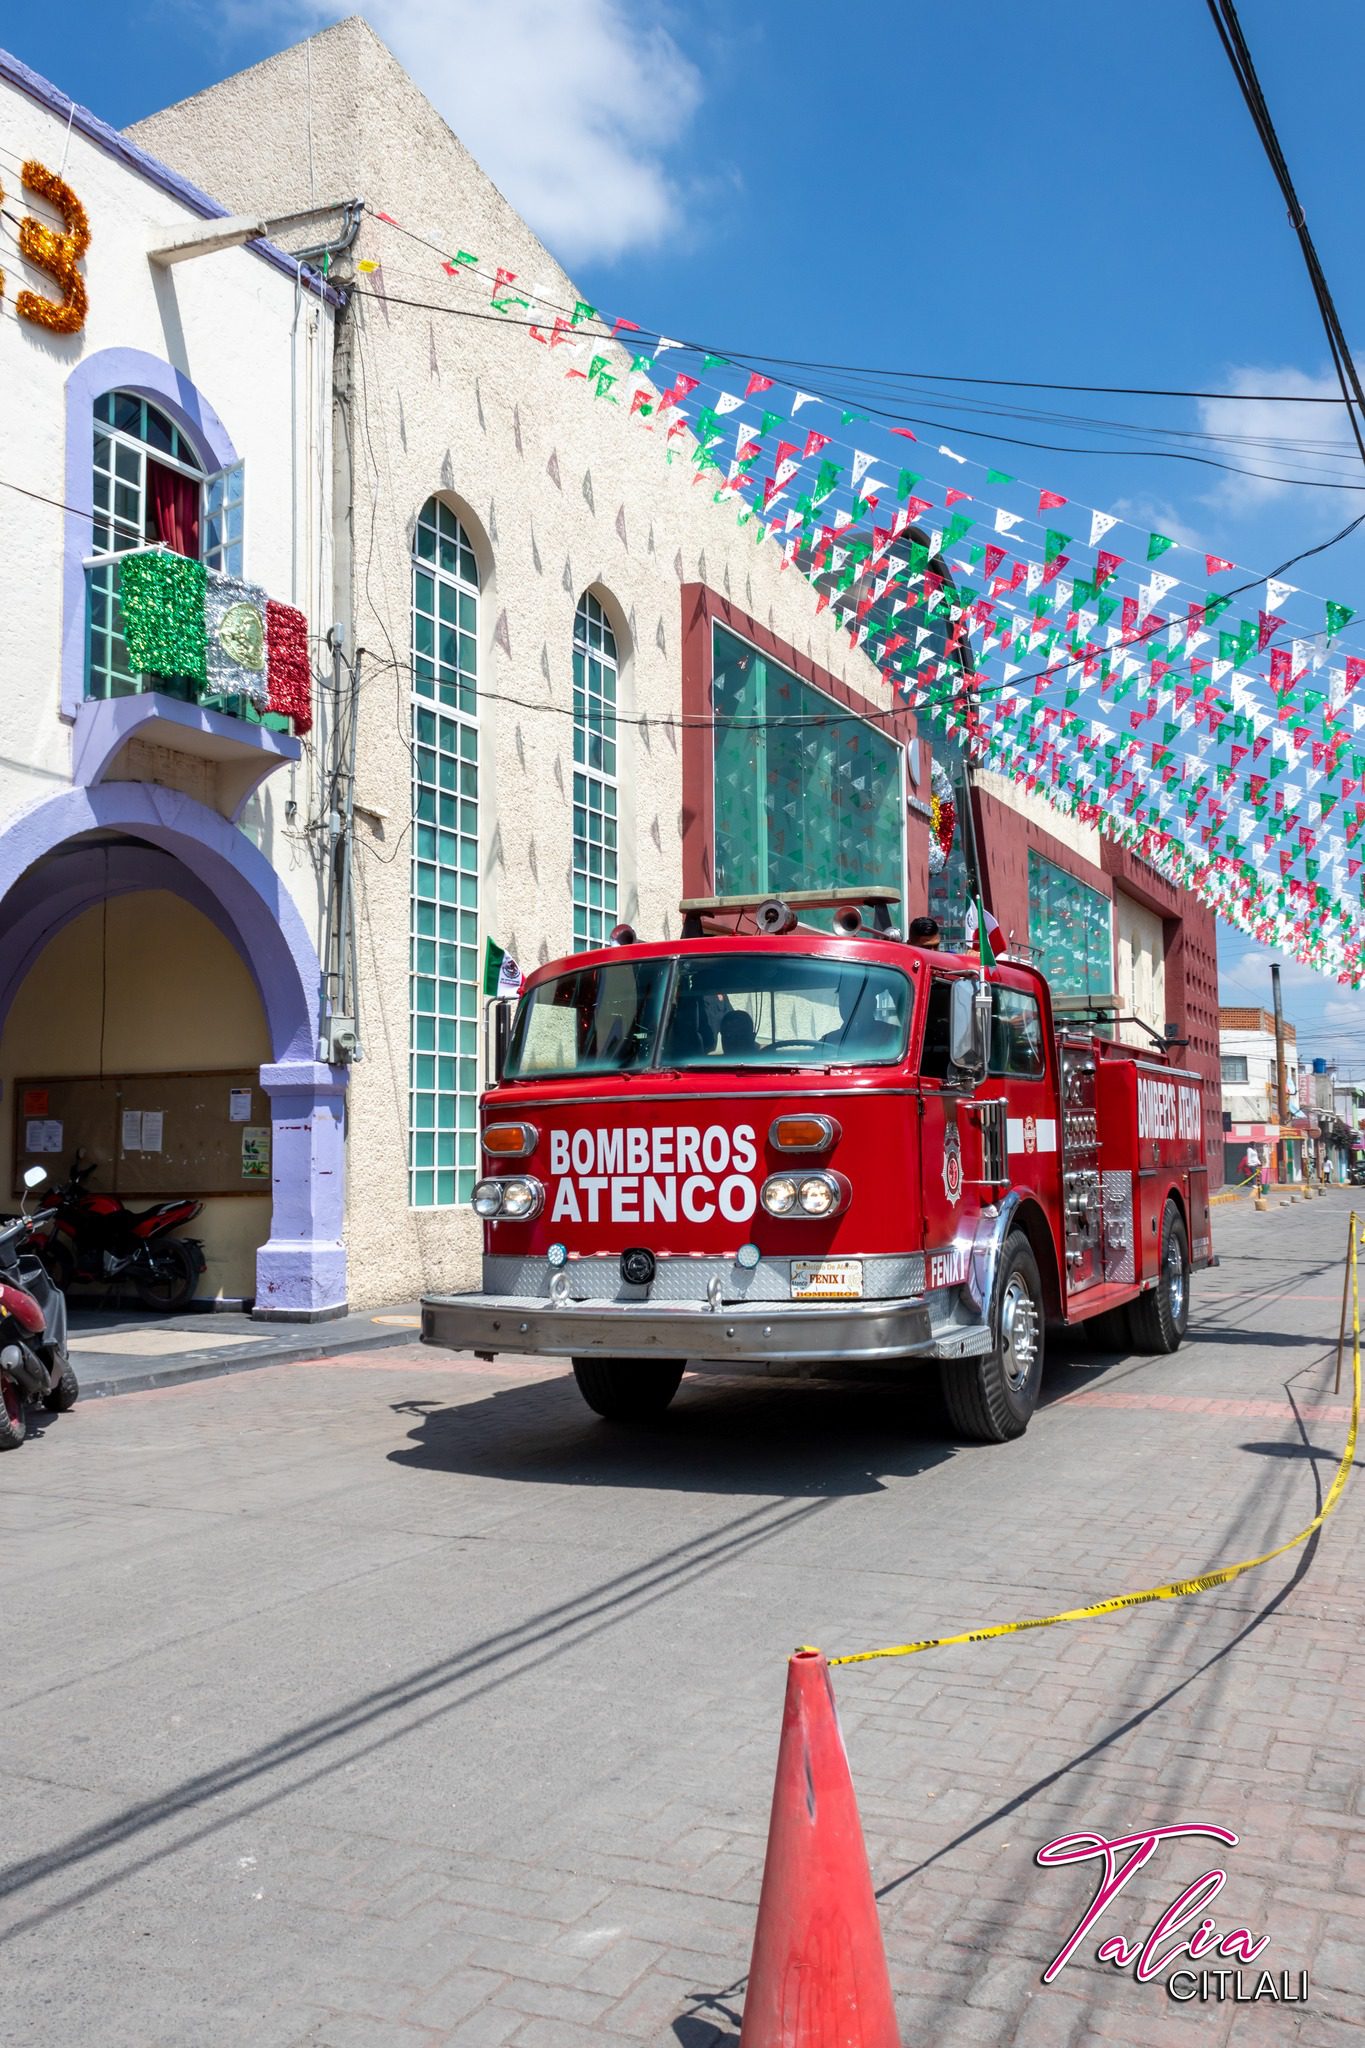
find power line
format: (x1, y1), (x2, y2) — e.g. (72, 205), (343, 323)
(1204, 0), (1365, 478)
(352, 288), (1365, 496)
(359, 206), (1362, 407)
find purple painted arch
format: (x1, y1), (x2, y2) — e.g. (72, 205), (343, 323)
(0, 783), (321, 1063)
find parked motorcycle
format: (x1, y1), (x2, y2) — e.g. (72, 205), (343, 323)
(34, 1153), (206, 1312)
(0, 1167), (77, 1450)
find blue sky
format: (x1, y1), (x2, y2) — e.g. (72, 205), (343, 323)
(19, 0), (1365, 1063)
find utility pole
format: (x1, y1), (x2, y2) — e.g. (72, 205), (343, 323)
(1271, 963), (1289, 1186)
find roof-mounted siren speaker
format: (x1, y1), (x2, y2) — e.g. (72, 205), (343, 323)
(832, 905), (863, 936)
(754, 897), (798, 935)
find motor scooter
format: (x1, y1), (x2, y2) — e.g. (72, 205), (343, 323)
(0, 1167), (77, 1451)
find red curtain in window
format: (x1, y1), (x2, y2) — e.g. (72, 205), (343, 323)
(147, 460), (200, 558)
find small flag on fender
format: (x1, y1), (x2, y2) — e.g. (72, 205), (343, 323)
(482, 938), (524, 998)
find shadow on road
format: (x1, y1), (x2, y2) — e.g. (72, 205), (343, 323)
(387, 1367), (964, 1496)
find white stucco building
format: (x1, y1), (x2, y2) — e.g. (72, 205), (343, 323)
(0, 47), (344, 1311)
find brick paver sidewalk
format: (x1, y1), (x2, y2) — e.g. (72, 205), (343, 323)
(0, 1191), (1360, 2044)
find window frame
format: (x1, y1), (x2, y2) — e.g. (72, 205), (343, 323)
(409, 497), (481, 1210)
(1221, 1054), (1249, 1085)
(86, 390), (245, 703)
(708, 616), (908, 913)
(571, 593), (620, 951)
(1026, 850), (1115, 1001)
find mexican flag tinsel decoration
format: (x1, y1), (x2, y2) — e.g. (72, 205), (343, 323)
(361, 208), (1365, 986)
(119, 548), (206, 682)
(119, 549), (312, 733)
(265, 598), (313, 734)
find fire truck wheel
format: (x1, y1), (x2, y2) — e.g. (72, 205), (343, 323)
(1128, 1203), (1190, 1355)
(571, 1358), (685, 1421)
(938, 1232), (1044, 1443)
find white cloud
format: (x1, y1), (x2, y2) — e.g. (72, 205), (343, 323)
(1196, 363), (1362, 518)
(1109, 496), (1204, 550)
(277, 0), (703, 264)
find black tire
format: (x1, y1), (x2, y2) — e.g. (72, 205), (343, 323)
(1128, 1202), (1189, 1354)
(133, 1239), (199, 1312)
(571, 1357), (685, 1421)
(938, 1232), (1045, 1443)
(0, 1375), (25, 1450)
(43, 1361), (79, 1413)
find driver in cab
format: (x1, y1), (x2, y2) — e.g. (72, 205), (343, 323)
(821, 977), (899, 1058)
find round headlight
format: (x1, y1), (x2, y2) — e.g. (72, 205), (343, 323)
(798, 1174), (838, 1217)
(471, 1180), (504, 1218)
(499, 1177), (542, 1220)
(761, 1175), (799, 1216)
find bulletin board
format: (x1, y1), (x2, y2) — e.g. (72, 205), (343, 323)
(12, 1071), (272, 1199)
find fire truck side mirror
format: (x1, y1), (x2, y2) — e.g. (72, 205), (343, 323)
(949, 978), (989, 1078)
(484, 997), (515, 1086)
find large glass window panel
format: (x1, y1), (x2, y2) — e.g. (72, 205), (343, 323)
(1027, 852), (1114, 999)
(711, 623), (903, 907)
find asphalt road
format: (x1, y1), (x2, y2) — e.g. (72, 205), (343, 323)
(1, 1191), (1361, 2046)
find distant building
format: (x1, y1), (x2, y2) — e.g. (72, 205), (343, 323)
(1219, 1006), (1315, 1183)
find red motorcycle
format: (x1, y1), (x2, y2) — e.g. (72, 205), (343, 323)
(1, 1167), (77, 1450)
(35, 1154), (205, 1312)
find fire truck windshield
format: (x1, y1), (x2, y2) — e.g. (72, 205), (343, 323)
(505, 953), (911, 1079)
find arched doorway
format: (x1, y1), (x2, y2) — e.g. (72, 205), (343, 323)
(0, 784), (346, 1317)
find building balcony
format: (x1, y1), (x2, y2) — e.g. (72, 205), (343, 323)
(78, 552), (309, 819)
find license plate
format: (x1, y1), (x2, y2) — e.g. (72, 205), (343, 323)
(790, 1258), (864, 1301)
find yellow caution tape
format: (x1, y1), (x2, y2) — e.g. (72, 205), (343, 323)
(824, 1213), (1360, 1669)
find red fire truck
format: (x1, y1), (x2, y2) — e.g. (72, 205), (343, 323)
(421, 890), (1213, 1442)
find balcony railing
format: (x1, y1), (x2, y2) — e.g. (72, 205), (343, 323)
(85, 555), (291, 732)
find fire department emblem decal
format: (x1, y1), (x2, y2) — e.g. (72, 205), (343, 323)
(1024, 1114), (1037, 1155)
(942, 1124), (963, 1207)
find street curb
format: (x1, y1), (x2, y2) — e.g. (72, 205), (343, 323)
(77, 1323), (422, 1400)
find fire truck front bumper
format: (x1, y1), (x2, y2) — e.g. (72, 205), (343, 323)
(420, 1291), (940, 1368)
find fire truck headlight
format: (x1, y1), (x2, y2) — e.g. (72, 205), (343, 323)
(797, 1172), (844, 1217)
(497, 1176), (545, 1221)
(471, 1180), (505, 1218)
(761, 1175), (800, 1216)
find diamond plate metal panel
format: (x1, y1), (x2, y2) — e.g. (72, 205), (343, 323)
(1102, 1170), (1135, 1285)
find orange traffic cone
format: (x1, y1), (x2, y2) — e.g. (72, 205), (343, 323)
(739, 1649), (899, 2047)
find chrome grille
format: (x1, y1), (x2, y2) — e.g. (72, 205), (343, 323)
(482, 1251), (927, 1304)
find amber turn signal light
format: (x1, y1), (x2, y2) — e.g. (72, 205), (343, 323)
(770, 1115), (839, 1152)
(482, 1122), (539, 1157)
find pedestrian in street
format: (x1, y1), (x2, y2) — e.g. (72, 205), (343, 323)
(1241, 1142), (1261, 1192)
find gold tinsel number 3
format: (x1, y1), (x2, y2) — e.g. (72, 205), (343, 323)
(0, 160), (90, 336)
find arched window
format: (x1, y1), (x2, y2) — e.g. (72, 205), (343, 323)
(87, 390), (244, 699)
(410, 497), (480, 1208)
(572, 593), (619, 950)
